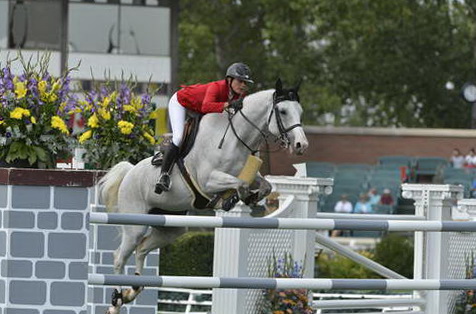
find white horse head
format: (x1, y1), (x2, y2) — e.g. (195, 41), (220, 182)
(265, 78), (308, 155)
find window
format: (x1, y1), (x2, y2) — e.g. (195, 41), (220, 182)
(119, 6), (169, 55)
(0, 0), (7, 48)
(8, 0), (63, 50)
(68, 3), (119, 53)
(68, 2), (169, 56)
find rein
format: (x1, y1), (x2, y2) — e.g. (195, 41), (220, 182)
(218, 91), (302, 155)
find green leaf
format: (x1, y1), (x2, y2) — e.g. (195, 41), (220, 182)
(32, 146), (48, 162)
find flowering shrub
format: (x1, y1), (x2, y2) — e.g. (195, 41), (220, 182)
(456, 252), (476, 314)
(77, 82), (157, 169)
(0, 54), (77, 168)
(261, 252), (314, 314)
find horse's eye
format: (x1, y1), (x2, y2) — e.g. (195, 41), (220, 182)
(280, 110), (287, 115)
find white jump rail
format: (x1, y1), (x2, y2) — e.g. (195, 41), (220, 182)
(89, 212), (476, 232)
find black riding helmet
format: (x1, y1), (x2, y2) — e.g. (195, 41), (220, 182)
(226, 62), (254, 84)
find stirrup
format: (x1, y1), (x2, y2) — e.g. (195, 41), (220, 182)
(155, 173), (171, 194)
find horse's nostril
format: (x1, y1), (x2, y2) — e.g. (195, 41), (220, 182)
(296, 142), (301, 149)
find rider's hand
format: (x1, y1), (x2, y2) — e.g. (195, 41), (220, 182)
(228, 98), (243, 111)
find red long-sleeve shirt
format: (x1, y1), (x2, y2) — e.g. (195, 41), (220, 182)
(177, 79), (240, 114)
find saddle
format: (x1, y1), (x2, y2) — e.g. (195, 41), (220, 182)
(151, 111), (211, 209)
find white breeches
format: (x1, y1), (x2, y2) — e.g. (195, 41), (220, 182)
(168, 92), (186, 146)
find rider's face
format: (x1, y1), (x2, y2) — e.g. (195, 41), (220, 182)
(231, 79), (248, 95)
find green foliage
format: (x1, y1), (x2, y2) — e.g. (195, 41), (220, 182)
(159, 232), (214, 276)
(316, 250), (378, 279)
(179, 0), (476, 128)
(316, 233), (413, 279)
(373, 233), (414, 279)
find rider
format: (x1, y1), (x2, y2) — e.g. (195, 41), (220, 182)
(155, 62), (254, 194)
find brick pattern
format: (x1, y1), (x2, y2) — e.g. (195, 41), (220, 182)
(0, 185), (88, 313)
(0, 169), (159, 314)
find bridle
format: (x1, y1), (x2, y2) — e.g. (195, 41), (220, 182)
(219, 90), (302, 155)
(267, 90), (303, 149)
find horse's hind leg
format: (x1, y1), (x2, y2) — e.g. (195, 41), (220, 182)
(121, 226), (187, 303)
(107, 224), (148, 314)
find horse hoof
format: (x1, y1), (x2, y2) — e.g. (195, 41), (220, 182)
(111, 289), (123, 307)
(223, 193), (239, 211)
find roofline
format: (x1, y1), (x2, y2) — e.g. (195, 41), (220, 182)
(303, 126), (476, 138)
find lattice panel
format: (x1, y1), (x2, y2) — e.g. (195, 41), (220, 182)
(446, 232), (476, 314)
(245, 228), (294, 314)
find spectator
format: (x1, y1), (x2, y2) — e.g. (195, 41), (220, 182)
(331, 194), (353, 237)
(465, 148), (476, 168)
(450, 148), (465, 169)
(367, 188), (381, 206)
(380, 188), (395, 206)
(333, 194), (353, 213)
(354, 194), (373, 214)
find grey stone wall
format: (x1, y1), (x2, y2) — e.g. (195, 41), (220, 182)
(0, 173), (159, 314)
(0, 184), (88, 314)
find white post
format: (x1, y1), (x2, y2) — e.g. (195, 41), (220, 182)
(212, 203), (252, 314)
(401, 184), (464, 314)
(267, 176), (333, 278)
(211, 176), (332, 314)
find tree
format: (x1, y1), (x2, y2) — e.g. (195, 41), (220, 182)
(178, 0), (476, 128)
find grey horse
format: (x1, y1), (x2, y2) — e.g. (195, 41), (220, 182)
(98, 79), (308, 313)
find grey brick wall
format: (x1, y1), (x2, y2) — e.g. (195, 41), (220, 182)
(0, 185), (89, 313)
(1, 177), (159, 314)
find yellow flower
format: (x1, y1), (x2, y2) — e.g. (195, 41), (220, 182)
(87, 113), (99, 128)
(48, 93), (58, 103)
(38, 80), (48, 94)
(118, 120), (134, 135)
(10, 107), (30, 119)
(51, 116), (69, 134)
(131, 96), (143, 110)
(31, 116), (36, 124)
(0, 121), (4, 126)
(51, 79), (61, 92)
(143, 132), (155, 145)
(14, 81), (27, 99)
(110, 91), (118, 101)
(79, 130), (92, 144)
(98, 108), (111, 120)
(102, 96), (111, 107)
(123, 105), (137, 113)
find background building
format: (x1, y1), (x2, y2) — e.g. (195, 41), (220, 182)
(0, 0), (178, 132)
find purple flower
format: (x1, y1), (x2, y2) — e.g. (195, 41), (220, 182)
(28, 77), (39, 98)
(5, 131), (11, 138)
(141, 94), (151, 104)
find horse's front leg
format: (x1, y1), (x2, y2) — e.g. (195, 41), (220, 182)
(204, 169), (250, 196)
(244, 173), (272, 206)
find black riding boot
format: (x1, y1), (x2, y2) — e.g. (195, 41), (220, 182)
(155, 143), (179, 194)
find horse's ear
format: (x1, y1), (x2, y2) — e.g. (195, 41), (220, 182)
(275, 78), (283, 94)
(294, 78), (302, 92)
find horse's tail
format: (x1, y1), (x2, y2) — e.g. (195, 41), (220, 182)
(98, 161), (134, 212)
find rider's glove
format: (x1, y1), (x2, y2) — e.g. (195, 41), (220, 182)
(228, 98), (243, 111)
